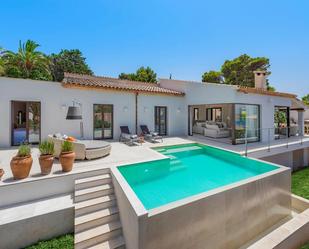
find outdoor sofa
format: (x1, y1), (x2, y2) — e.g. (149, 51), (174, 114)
(193, 121), (230, 138)
(48, 134), (111, 160)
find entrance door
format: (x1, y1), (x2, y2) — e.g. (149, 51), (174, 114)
(93, 104), (113, 139)
(155, 106), (167, 135)
(11, 101), (41, 146)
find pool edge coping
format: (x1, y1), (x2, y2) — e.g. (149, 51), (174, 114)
(112, 140), (291, 218)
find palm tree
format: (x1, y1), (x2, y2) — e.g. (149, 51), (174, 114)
(5, 40), (51, 79)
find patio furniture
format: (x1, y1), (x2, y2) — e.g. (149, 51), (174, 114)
(280, 125), (298, 136)
(140, 125), (163, 143)
(48, 135), (111, 160)
(192, 121), (206, 134)
(203, 122), (230, 138)
(119, 126), (140, 145)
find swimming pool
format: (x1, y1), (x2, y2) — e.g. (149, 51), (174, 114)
(118, 143), (278, 210)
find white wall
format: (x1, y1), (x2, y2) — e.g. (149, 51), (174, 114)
(138, 94), (186, 136)
(0, 77), (294, 147)
(0, 77), (185, 147)
(160, 79), (292, 142)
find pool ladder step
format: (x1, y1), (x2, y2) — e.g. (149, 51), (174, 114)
(74, 170), (125, 249)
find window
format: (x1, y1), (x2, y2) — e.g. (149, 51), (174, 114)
(155, 106), (167, 135)
(11, 101), (41, 146)
(206, 107), (222, 122)
(234, 104), (260, 144)
(193, 108), (199, 121)
(93, 104), (113, 139)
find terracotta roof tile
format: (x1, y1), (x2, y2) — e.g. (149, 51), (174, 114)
(237, 86), (297, 99)
(62, 73), (184, 96)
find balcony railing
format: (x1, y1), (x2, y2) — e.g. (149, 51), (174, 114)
(243, 127), (306, 157)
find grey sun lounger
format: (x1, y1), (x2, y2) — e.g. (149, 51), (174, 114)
(119, 126), (140, 145)
(140, 125), (163, 143)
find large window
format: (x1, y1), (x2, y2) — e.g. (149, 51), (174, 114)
(155, 106), (167, 136)
(206, 107), (222, 122)
(93, 104), (113, 139)
(234, 104), (260, 144)
(274, 106), (290, 137)
(193, 108), (199, 121)
(11, 101), (41, 146)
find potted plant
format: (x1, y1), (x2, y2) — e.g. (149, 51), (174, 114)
(39, 140), (55, 175)
(0, 168), (4, 181)
(59, 141), (75, 172)
(10, 144), (33, 180)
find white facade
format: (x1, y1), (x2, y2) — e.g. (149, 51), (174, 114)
(160, 79), (293, 142)
(0, 76), (299, 147)
(0, 77), (185, 147)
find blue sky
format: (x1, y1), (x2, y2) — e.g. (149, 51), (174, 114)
(1, 0), (309, 97)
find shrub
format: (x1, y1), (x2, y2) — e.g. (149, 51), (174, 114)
(39, 141), (55, 155)
(61, 141), (73, 153)
(17, 144), (31, 157)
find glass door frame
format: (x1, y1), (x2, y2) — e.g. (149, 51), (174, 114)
(206, 107), (222, 122)
(232, 103), (261, 145)
(93, 104), (114, 140)
(154, 106), (167, 136)
(11, 100), (41, 146)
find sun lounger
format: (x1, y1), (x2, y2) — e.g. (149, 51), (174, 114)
(140, 125), (163, 143)
(119, 126), (140, 145)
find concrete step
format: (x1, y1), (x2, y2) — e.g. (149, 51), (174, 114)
(75, 184), (114, 202)
(75, 221), (122, 249)
(75, 174), (112, 190)
(75, 195), (117, 216)
(75, 206), (119, 233)
(88, 235), (125, 249)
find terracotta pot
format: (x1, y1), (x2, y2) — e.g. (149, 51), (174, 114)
(0, 168), (4, 181)
(10, 155), (33, 180)
(39, 155), (54, 175)
(59, 151), (75, 172)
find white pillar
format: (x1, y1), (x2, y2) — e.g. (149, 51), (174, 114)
(189, 106), (193, 136)
(298, 110), (305, 135)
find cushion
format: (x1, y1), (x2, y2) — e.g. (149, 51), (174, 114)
(67, 136), (76, 142)
(216, 123), (223, 128)
(53, 133), (62, 139)
(206, 124), (220, 131)
(79, 140), (111, 150)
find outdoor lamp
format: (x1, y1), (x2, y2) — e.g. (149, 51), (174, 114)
(66, 100), (84, 138)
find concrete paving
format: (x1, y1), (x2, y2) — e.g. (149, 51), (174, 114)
(1, 135), (308, 185)
(0, 137), (190, 185)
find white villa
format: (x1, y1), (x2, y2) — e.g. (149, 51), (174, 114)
(0, 71), (307, 146)
(0, 72), (309, 249)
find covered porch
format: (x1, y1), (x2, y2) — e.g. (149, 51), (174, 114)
(188, 103), (260, 145)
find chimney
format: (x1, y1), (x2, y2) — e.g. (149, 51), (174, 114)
(253, 70), (267, 90)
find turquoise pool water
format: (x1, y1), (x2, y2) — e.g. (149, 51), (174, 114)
(118, 143), (278, 210)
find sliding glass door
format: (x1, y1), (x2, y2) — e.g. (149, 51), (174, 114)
(11, 101), (41, 146)
(206, 107), (222, 122)
(93, 104), (113, 139)
(155, 106), (167, 136)
(234, 104), (260, 144)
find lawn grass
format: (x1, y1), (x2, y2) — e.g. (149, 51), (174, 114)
(25, 234), (73, 249)
(302, 244), (309, 249)
(292, 167), (309, 249)
(291, 167), (309, 199)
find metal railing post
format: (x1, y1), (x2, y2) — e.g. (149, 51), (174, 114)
(286, 127), (289, 148)
(268, 128), (271, 152)
(245, 128), (248, 157)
